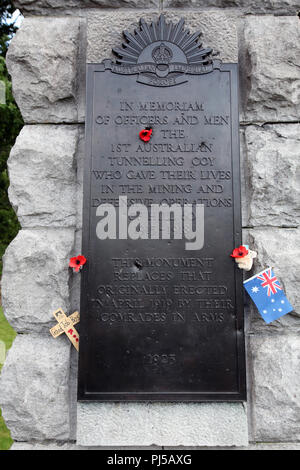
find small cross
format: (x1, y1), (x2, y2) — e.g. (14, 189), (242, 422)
(50, 308), (80, 351)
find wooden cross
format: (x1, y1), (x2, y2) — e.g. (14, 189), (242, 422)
(50, 308), (80, 351)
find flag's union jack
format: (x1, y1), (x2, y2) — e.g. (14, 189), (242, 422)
(256, 268), (282, 296)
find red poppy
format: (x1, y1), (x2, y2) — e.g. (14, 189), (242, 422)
(230, 245), (249, 258)
(139, 128), (153, 142)
(69, 255), (87, 272)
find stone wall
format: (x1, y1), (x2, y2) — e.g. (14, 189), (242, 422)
(0, 0), (299, 449)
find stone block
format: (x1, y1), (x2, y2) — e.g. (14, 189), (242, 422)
(75, 126), (85, 230)
(0, 334), (71, 441)
(240, 16), (300, 123)
(8, 125), (79, 228)
(87, 10), (158, 63)
(240, 128), (250, 227)
(11, 442), (161, 450)
(1, 228), (75, 333)
(243, 228), (300, 331)
(244, 124), (300, 228)
(164, 10), (238, 62)
(10, 441), (300, 450)
(246, 443), (300, 450)
(87, 10), (238, 63)
(249, 334), (300, 442)
(14, 0), (160, 15)
(163, 0), (300, 15)
(77, 402), (248, 447)
(6, 17), (83, 123)
(14, 0), (300, 16)
(11, 442), (82, 450)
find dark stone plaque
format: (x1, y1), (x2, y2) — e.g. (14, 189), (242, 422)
(78, 15), (246, 401)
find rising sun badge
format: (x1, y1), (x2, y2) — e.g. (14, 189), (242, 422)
(101, 14), (221, 87)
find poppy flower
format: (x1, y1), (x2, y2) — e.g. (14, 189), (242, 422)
(139, 128), (153, 142)
(230, 245), (249, 258)
(69, 255), (87, 272)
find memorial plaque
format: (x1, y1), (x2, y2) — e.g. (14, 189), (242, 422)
(78, 15), (246, 401)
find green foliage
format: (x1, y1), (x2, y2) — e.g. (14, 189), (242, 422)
(0, 307), (16, 371)
(0, 1), (20, 451)
(0, 0), (16, 29)
(0, 57), (22, 275)
(0, 1), (17, 57)
(0, 6), (23, 276)
(0, 306), (16, 450)
(0, 408), (13, 450)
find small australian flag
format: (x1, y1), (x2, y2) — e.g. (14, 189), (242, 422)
(244, 267), (293, 324)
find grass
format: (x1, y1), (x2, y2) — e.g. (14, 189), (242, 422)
(0, 306), (16, 451)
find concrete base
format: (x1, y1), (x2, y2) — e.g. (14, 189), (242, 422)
(76, 402), (248, 447)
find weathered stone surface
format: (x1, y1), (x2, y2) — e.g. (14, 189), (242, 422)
(163, 0), (300, 15)
(240, 16), (300, 123)
(8, 125), (79, 228)
(243, 228), (300, 331)
(250, 334), (300, 442)
(77, 402), (248, 446)
(246, 443), (300, 450)
(11, 441), (300, 450)
(244, 124), (300, 228)
(11, 442), (161, 450)
(247, 443), (300, 450)
(87, 10), (238, 63)
(6, 17), (83, 123)
(165, 442), (300, 450)
(165, 10), (238, 62)
(69, 230), (82, 314)
(87, 10), (159, 63)
(14, 0), (300, 15)
(240, 129), (249, 228)
(14, 0), (160, 15)
(1, 228), (75, 332)
(0, 334), (71, 441)
(11, 442), (82, 450)
(75, 126), (85, 230)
